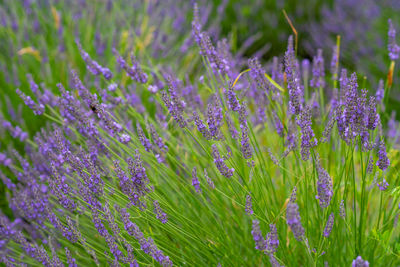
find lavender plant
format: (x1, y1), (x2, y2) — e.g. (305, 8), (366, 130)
(1, 1), (400, 267)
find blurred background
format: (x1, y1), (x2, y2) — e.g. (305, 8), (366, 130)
(0, 0), (399, 214)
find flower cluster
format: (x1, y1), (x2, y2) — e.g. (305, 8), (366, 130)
(76, 40), (113, 80)
(211, 144), (234, 178)
(0, 2), (397, 266)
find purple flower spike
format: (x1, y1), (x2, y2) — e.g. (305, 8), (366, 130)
(65, 247), (77, 267)
(226, 87), (241, 112)
(192, 4), (229, 75)
(153, 200), (168, 224)
(117, 207), (173, 266)
(286, 202), (305, 241)
(284, 36), (303, 115)
(148, 123), (168, 153)
(377, 178), (389, 191)
(2, 120), (28, 141)
(204, 169), (215, 189)
(266, 224), (279, 254)
(323, 213), (334, 238)
(310, 49), (325, 88)
(366, 96), (379, 130)
(137, 123), (152, 152)
(118, 133), (131, 144)
(245, 194), (254, 215)
(375, 79), (384, 103)
(316, 164), (333, 208)
(376, 140), (390, 171)
(352, 256), (369, 267)
(211, 144), (234, 178)
(192, 167), (201, 194)
(248, 57), (270, 92)
(240, 127), (253, 159)
(16, 88), (44, 115)
(114, 50), (148, 83)
(388, 19), (400, 61)
(251, 220), (266, 251)
(161, 85), (187, 128)
(206, 98), (223, 140)
(76, 40), (113, 80)
(193, 111), (211, 140)
(297, 106), (317, 161)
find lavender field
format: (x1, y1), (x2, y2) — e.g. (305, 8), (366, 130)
(0, 0), (400, 266)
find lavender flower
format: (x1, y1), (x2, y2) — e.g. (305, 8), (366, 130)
(240, 127), (253, 159)
(267, 148), (280, 166)
(0, 170), (15, 189)
(316, 164), (333, 208)
(245, 194), (254, 215)
(366, 156), (374, 174)
(236, 103), (253, 159)
(284, 36), (302, 115)
(388, 19), (400, 61)
(323, 213), (334, 238)
(16, 89), (44, 115)
(366, 96), (379, 130)
(265, 224), (279, 254)
(192, 167), (201, 194)
(207, 98), (223, 140)
(268, 254), (283, 267)
(148, 124), (168, 153)
(290, 187), (297, 203)
(238, 103), (248, 127)
(108, 83), (117, 92)
(310, 49), (325, 88)
(114, 50), (148, 83)
(226, 88), (241, 112)
(375, 79), (384, 103)
(352, 256), (369, 267)
(211, 144), (234, 178)
(251, 220), (266, 251)
(377, 178), (389, 191)
(137, 123), (152, 152)
(114, 151), (151, 209)
(193, 111), (211, 140)
(161, 89), (187, 128)
(297, 106), (317, 161)
(192, 4), (229, 75)
(118, 133), (131, 144)
(153, 200), (168, 224)
(286, 202), (305, 241)
(118, 207), (173, 266)
(2, 120), (28, 141)
(27, 73), (38, 93)
(49, 163), (77, 211)
(204, 169), (215, 189)
(376, 140), (390, 171)
(248, 57), (270, 92)
(76, 40), (112, 80)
